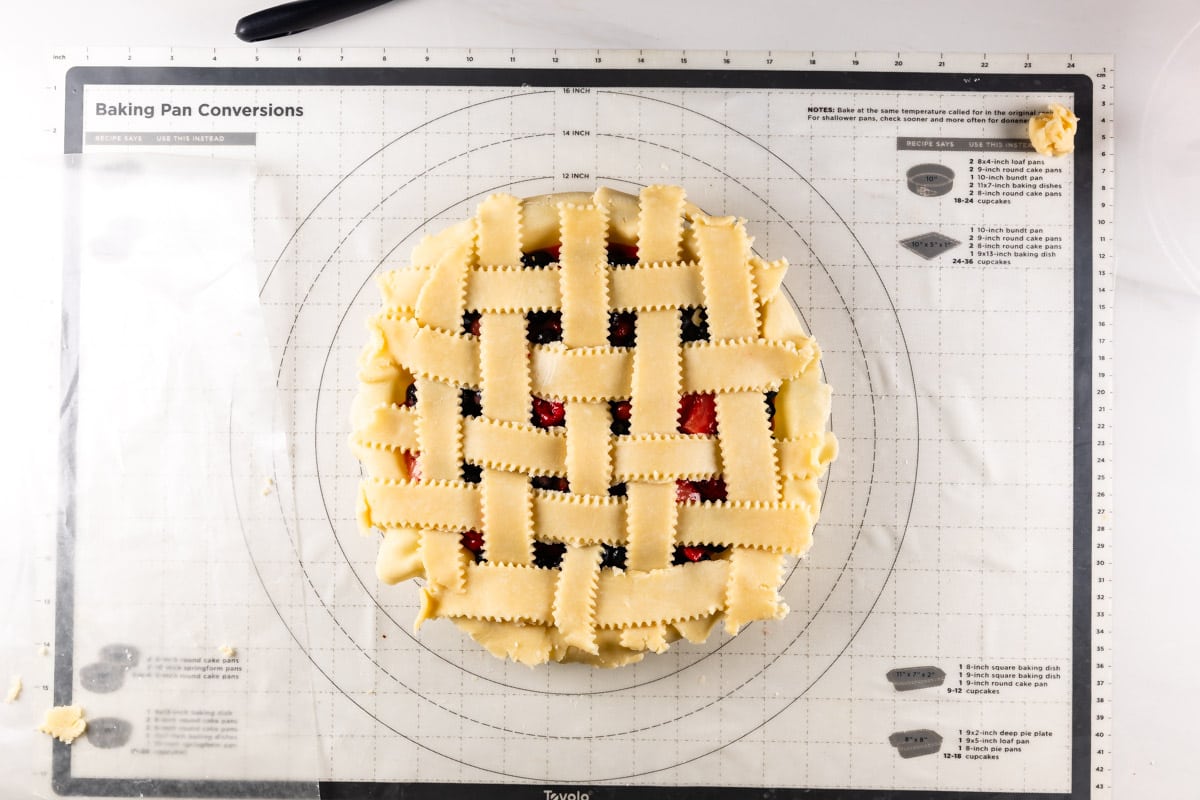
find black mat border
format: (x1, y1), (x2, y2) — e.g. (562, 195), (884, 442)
(58, 65), (1094, 800)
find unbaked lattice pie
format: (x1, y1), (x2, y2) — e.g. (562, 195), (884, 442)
(351, 185), (837, 667)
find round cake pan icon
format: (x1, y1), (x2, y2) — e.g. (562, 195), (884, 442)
(906, 163), (955, 197)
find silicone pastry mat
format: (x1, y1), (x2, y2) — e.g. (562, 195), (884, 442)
(46, 48), (1114, 799)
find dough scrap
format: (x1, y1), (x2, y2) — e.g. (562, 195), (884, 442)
(38, 705), (87, 744)
(1028, 103), (1079, 157)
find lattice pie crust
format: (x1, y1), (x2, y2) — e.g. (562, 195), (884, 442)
(351, 186), (837, 667)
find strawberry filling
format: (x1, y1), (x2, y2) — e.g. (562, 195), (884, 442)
(531, 475), (570, 493)
(674, 480), (702, 504)
(403, 451), (422, 481)
(461, 529), (484, 552)
(678, 393), (718, 435)
(460, 530), (485, 563)
(675, 477), (728, 503)
(673, 544), (726, 565)
(532, 397), (566, 428)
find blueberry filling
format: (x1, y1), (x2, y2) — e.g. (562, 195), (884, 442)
(461, 463), (482, 484)
(526, 310), (564, 344)
(607, 483), (628, 498)
(680, 306), (710, 342)
(608, 311), (637, 347)
(404, 383), (418, 408)
(460, 388), (483, 418)
(462, 310), (482, 336)
(600, 543), (628, 569)
(606, 243), (639, 266)
(533, 540), (567, 569)
(520, 248), (558, 268)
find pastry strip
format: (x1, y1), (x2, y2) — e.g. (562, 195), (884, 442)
(635, 185), (686, 262)
(624, 482), (677, 571)
(420, 529), (468, 594)
(775, 432), (840, 479)
(479, 313), (532, 421)
(723, 548), (787, 634)
(390, 258), (788, 315)
(629, 311), (683, 434)
(424, 560), (729, 629)
(463, 417), (567, 477)
(414, 378), (462, 482)
(564, 402), (613, 495)
(355, 404), (418, 450)
(480, 469), (535, 566)
(349, 438), (408, 481)
(715, 391), (780, 503)
(360, 478), (481, 531)
(681, 339), (816, 394)
(693, 215), (760, 340)
(532, 493), (625, 544)
(611, 435), (720, 481)
(676, 502), (812, 554)
(558, 201), (615, 496)
(467, 267), (560, 313)
(530, 346), (632, 402)
(558, 202), (610, 347)
(415, 233), (474, 332)
(375, 315), (480, 387)
(552, 544), (603, 654)
(474, 193), (523, 267)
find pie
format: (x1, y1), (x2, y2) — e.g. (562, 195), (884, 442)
(351, 185), (837, 667)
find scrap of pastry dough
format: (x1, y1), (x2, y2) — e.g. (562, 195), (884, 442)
(219, 644), (237, 658)
(1028, 103), (1078, 156)
(352, 185), (837, 667)
(5, 675), (20, 703)
(39, 705), (87, 744)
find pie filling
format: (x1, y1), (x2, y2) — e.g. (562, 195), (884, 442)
(399, 245), (753, 569)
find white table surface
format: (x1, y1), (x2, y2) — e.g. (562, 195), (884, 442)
(1, 2), (1197, 797)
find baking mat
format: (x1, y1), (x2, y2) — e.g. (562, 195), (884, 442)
(40, 47), (1114, 799)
